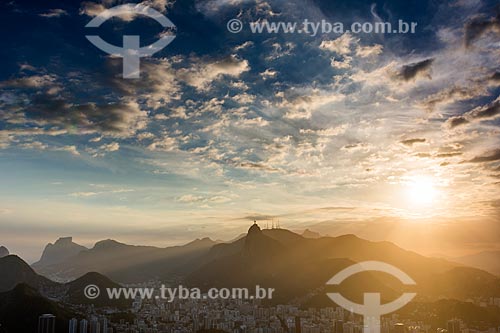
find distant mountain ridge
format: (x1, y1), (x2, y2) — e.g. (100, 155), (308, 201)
(301, 229), (322, 238)
(453, 250), (500, 276)
(33, 237), (218, 283)
(24, 225), (500, 305)
(33, 237), (88, 268)
(186, 225), (500, 304)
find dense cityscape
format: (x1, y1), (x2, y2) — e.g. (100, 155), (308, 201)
(36, 293), (500, 333)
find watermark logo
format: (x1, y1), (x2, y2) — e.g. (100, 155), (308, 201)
(85, 4), (176, 79)
(227, 19), (417, 36)
(326, 261), (416, 333)
(83, 284), (275, 302)
(84, 284), (101, 299)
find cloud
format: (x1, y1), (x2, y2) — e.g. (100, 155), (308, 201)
(445, 97), (500, 128)
(260, 69), (277, 79)
(79, 2), (106, 17)
(16, 141), (80, 155)
(464, 13), (500, 47)
(395, 58), (434, 81)
(178, 55), (250, 90)
(108, 58), (180, 110)
(70, 187), (134, 197)
(355, 44), (383, 58)
(329, 56), (352, 69)
(0, 75), (58, 89)
(466, 149), (500, 163)
(177, 194), (232, 204)
(446, 116), (469, 128)
(320, 33), (355, 55)
(420, 85), (488, 112)
(276, 88), (345, 119)
(195, 0), (253, 14)
(100, 142), (120, 152)
(70, 192), (99, 197)
(39, 9), (68, 18)
(79, 0), (173, 20)
(24, 95), (148, 137)
(147, 134), (178, 152)
(400, 138), (426, 146)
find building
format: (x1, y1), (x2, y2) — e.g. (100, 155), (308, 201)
(90, 319), (100, 333)
(447, 320), (460, 333)
(69, 318), (78, 333)
(80, 319), (88, 333)
(38, 314), (56, 333)
(335, 320), (344, 333)
(102, 318), (108, 333)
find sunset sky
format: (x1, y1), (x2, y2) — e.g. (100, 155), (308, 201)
(0, 0), (499, 261)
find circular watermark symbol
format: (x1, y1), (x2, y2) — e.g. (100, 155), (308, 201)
(227, 19), (243, 33)
(84, 284), (101, 299)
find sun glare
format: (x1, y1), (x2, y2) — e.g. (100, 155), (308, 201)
(406, 176), (439, 206)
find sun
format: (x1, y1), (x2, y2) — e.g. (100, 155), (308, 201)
(406, 176), (439, 206)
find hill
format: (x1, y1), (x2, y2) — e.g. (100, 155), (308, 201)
(453, 251), (500, 276)
(0, 284), (75, 333)
(186, 224), (500, 304)
(0, 255), (57, 292)
(65, 272), (132, 309)
(33, 237), (218, 283)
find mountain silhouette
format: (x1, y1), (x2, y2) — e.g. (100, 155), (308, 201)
(1, 255), (132, 310)
(301, 229), (322, 239)
(186, 224), (500, 304)
(0, 284), (74, 333)
(33, 237), (218, 283)
(0, 255), (56, 292)
(33, 237), (88, 269)
(26, 226), (500, 306)
(65, 272), (131, 309)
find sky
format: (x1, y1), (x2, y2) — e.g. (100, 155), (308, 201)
(0, 0), (499, 262)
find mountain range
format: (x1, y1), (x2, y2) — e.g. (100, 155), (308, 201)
(33, 237), (218, 283)
(1, 223), (499, 321)
(453, 251), (500, 276)
(186, 224), (500, 304)
(27, 224), (500, 306)
(0, 254), (130, 309)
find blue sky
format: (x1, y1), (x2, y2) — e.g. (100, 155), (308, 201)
(0, 0), (499, 261)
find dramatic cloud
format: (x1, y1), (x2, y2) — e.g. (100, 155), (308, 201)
(420, 85), (488, 112)
(446, 116), (469, 128)
(464, 13), (500, 47)
(24, 95), (148, 137)
(446, 97), (500, 128)
(395, 58), (434, 81)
